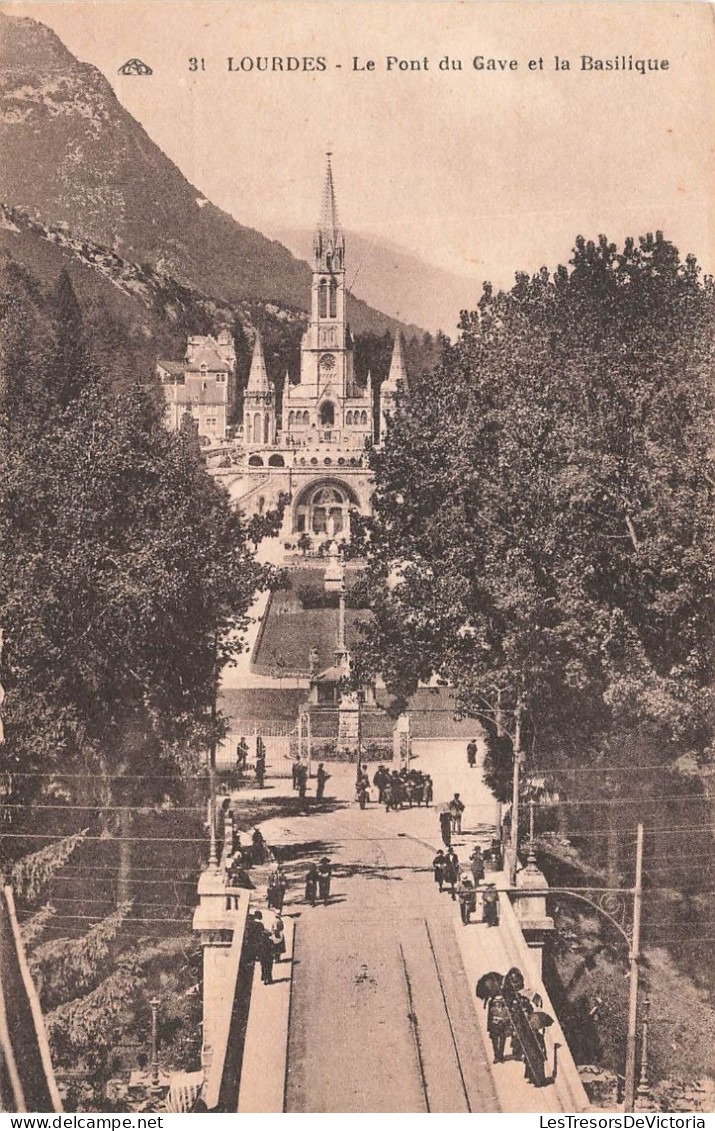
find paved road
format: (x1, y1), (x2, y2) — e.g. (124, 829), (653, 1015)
(258, 742), (503, 1113)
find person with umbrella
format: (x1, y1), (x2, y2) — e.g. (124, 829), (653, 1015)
(502, 967), (548, 1086)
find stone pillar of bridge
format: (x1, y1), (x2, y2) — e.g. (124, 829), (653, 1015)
(513, 851), (555, 977)
(192, 867), (250, 1080)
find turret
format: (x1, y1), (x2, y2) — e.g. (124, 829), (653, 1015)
(243, 332), (275, 447)
(379, 333), (408, 440)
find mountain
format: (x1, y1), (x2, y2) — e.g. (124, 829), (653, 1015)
(272, 228), (483, 335)
(0, 202), (308, 396)
(0, 10), (417, 338)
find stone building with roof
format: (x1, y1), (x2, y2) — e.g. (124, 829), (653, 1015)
(158, 330), (237, 441)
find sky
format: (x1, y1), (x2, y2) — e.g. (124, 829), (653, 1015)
(6, 0), (713, 290)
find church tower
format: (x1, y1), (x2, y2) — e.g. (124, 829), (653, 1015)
(380, 332), (408, 440)
(295, 153), (357, 412)
(243, 332), (275, 447)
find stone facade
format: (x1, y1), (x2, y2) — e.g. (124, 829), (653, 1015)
(222, 154), (406, 547)
(159, 331), (237, 441)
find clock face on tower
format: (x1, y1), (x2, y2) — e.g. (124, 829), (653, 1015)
(319, 353), (336, 374)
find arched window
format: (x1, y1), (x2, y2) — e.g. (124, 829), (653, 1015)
(248, 455), (264, 467)
(264, 413), (270, 444)
(268, 454), (285, 467)
(329, 280), (337, 318)
(303, 410), (309, 425)
(361, 410), (368, 426)
(318, 279), (328, 318)
(245, 417), (252, 444)
(254, 413), (261, 443)
(320, 402), (335, 427)
(346, 411), (353, 425)
(288, 410), (294, 428)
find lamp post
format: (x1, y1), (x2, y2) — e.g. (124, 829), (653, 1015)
(325, 548), (362, 772)
(208, 633), (219, 871)
(514, 820), (645, 1113)
(324, 548), (346, 663)
(509, 748), (523, 887)
(623, 822), (644, 1113)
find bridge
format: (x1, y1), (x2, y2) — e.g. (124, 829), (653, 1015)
(192, 738), (590, 1113)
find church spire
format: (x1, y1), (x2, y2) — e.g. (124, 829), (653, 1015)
(379, 333), (408, 442)
(384, 332), (408, 392)
(313, 152), (345, 272)
(247, 331), (270, 393)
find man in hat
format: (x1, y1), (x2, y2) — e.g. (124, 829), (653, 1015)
(487, 992), (512, 1063)
(258, 922), (275, 984)
(373, 765), (389, 804)
(457, 872), (477, 925)
(470, 845), (485, 886)
(245, 909), (267, 964)
(317, 857), (332, 904)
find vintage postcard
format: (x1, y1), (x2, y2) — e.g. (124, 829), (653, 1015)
(0, 0), (712, 1118)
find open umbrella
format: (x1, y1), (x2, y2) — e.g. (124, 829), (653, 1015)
(528, 1011), (555, 1031)
(476, 971), (504, 1002)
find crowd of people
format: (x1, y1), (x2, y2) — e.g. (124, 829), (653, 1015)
(479, 966), (555, 1086)
(370, 764), (434, 810)
(431, 845), (502, 926)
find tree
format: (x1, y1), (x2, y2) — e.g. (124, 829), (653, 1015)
(359, 233), (714, 790)
(0, 268), (278, 890)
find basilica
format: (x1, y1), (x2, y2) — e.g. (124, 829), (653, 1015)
(169, 155), (408, 546)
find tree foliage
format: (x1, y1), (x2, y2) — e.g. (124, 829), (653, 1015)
(359, 233), (714, 774)
(8, 831), (87, 900)
(0, 267), (275, 817)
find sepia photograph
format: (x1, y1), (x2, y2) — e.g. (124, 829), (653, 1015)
(0, 0), (712, 1117)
